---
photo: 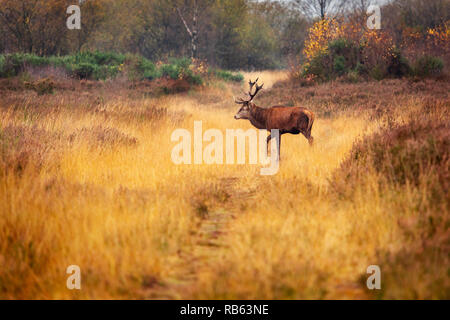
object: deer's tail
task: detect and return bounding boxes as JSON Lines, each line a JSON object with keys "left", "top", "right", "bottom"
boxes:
{"left": 305, "top": 110, "right": 315, "bottom": 136}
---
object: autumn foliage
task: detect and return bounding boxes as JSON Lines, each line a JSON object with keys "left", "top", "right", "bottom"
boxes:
{"left": 297, "top": 16, "right": 447, "bottom": 82}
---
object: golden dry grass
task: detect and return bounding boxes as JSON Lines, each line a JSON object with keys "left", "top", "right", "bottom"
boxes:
{"left": 0, "top": 72, "right": 448, "bottom": 299}
{"left": 240, "top": 70, "right": 288, "bottom": 89}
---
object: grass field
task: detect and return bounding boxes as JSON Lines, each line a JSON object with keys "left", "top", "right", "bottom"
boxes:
{"left": 0, "top": 72, "right": 448, "bottom": 299}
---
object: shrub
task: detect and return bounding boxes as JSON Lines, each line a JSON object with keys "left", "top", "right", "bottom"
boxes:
{"left": 72, "top": 62, "right": 98, "bottom": 79}
{"left": 33, "top": 78, "right": 55, "bottom": 95}
{"left": 160, "top": 63, "right": 180, "bottom": 80}
{"left": 70, "top": 51, "right": 125, "bottom": 66}
{"left": 0, "top": 55, "right": 5, "bottom": 76}
{"left": 0, "top": 54, "right": 25, "bottom": 77}
{"left": 139, "top": 59, "right": 159, "bottom": 80}
{"left": 355, "top": 62, "right": 368, "bottom": 76}
{"left": 369, "top": 65, "right": 385, "bottom": 81}
{"left": 333, "top": 55, "right": 347, "bottom": 75}
{"left": 159, "top": 58, "right": 204, "bottom": 85}
{"left": 90, "top": 51, "right": 125, "bottom": 66}
{"left": 24, "top": 78, "right": 54, "bottom": 95}
{"left": 334, "top": 118, "right": 449, "bottom": 193}
{"left": 387, "top": 48, "right": 411, "bottom": 77}
{"left": 0, "top": 52, "right": 212, "bottom": 86}
{"left": 343, "top": 70, "right": 360, "bottom": 83}
{"left": 93, "top": 65, "right": 120, "bottom": 80}
{"left": 211, "top": 69, "right": 244, "bottom": 82}
{"left": 303, "top": 51, "right": 331, "bottom": 81}
{"left": 413, "top": 55, "right": 444, "bottom": 77}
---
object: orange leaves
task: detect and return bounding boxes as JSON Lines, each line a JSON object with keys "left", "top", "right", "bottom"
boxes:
{"left": 190, "top": 58, "right": 208, "bottom": 77}
{"left": 360, "top": 29, "right": 395, "bottom": 65}
{"left": 303, "top": 18, "right": 396, "bottom": 67}
{"left": 303, "top": 19, "right": 343, "bottom": 62}
{"left": 426, "top": 22, "right": 450, "bottom": 55}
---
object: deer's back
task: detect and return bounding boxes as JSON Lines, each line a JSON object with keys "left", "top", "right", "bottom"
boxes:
{"left": 265, "top": 105, "right": 313, "bottom": 131}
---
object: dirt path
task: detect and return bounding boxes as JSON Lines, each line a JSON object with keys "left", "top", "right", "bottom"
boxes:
{"left": 146, "top": 177, "right": 254, "bottom": 299}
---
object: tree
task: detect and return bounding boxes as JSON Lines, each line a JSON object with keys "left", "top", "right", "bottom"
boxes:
{"left": 293, "top": 0, "right": 349, "bottom": 20}
{"left": 176, "top": 0, "right": 200, "bottom": 59}
{"left": 212, "top": 0, "right": 248, "bottom": 68}
{"left": 69, "top": 0, "right": 107, "bottom": 51}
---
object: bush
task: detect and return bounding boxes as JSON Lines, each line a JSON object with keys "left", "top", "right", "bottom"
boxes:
{"left": 355, "top": 62, "right": 368, "bottom": 76}
{"left": 413, "top": 55, "right": 444, "bottom": 77}
{"left": 0, "top": 54, "right": 23, "bottom": 77}
{"left": 139, "top": 59, "right": 159, "bottom": 80}
{"left": 72, "top": 62, "right": 98, "bottom": 79}
{"left": 93, "top": 65, "right": 120, "bottom": 80}
{"left": 370, "top": 65, "right": 385, "bottom": 81}
{"left": 159, "top": 58, "right": 204, "bottom": 85}
{"left": 333, "top": 55, "right": 347, "bottom": 75}
{"left": 160, "top": 63, "right": 180, "bottom": 80}
{"left": 211, "top": 69, "right": 244, "bottom": 82}
{"left": 0, "top": 52, "right": 227, "bottom": 86}
{"left": 71, "top": 51, "right": 125, "bottom": 66}
{"left": 24, "top": 78, "right": 55, "bottom": 95}
{"left": 343, "top": 70, "right": 360, "bottom": 83}
{"left": 303, "top": 51, "right": 331, "bottom": 81}
{"left": 333, "top": 118, "right": 449, "bottom": 198}
{"left": 387, "top": 48, "right": 411, "bottom": 77}
{"left": 0, "top": 55, "right": 5, "bottom": 76}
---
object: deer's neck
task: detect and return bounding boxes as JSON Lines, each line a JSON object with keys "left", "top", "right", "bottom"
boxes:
{"left": 249, "top": 104, "right": 268, "bottom": 129}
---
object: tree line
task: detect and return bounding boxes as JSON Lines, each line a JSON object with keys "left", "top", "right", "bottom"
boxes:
{"left": 0, "top": 0, "right": 448, "bottom": 70}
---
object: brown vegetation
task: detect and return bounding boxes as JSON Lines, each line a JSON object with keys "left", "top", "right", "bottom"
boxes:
{"left": 0, "top": 71, "right": 448, "bottom": 299}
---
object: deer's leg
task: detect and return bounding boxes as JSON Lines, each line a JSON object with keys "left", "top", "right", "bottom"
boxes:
{"left": 302, "top": 130, "right": 314, "bottom": 146}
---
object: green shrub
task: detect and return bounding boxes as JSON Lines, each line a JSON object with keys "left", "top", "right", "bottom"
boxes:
{"left": 93, "top": 65, "right": 119, "bottom": 80}
{"left": 0, "top": 54, "right": 24, "bottom": 77}
{"left": 72, "top": 62, "right": 98, "bottom": 79}
{"left": 140, "top": 59, "right": 159, "bottom": 80}
{"left": 333, "top": 55, "right": 347, "bottom": 76}
{"left": 328, "top": 38, "right": 355, "bottom": 57}
{"left": 70, "top": 51, "right": 125, "bottom": 66}
{"left": 189, "top": 74, "right": 203, "bottom": 85}
{"left": 90, "top": 51, "right": 125, "bottom": 66}
{"left": 159, "top": 58, "right": 203, "bottom": 85}
{"left": 369, "top": 65, "right": 385, "bottom": 81}
{"left": 160, "top": 64, "right": 179, "bottom": 80}
{"left": 355, "top": 62, "right": 368, "bottom": 76}
{"left": 304, "top": 51, "right": 331, "bottom": 80}
{"left": 387, "top": 48, "right": 411, "bottom": 77}
{"left": 212, "top": 69, "right": 244, "bottom": 82}
{"left": 0, "top": 55, "right": 5, "bottom": 76}
{"left": 413, "top": 55, "right": 444, "bottom": 77}
{"left": 302, "top": 37, "right": 413, "bottom": 82}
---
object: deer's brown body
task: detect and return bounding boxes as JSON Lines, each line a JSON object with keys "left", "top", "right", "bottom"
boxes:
{"left": 234, "top": 79, "right": 315, "bottom": 157}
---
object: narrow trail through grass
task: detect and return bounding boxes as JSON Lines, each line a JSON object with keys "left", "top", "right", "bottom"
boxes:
{"left": 140, "top": 74, "right": 375, "bottom": 299}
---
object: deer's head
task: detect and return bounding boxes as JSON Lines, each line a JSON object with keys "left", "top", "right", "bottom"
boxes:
{"left": 234, "top": 78, "right": 263, "bottom": 120}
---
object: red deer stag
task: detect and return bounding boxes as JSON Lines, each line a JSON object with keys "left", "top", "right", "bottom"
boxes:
{"left": 234, "top": 78, "right": 315, "bottom": 158}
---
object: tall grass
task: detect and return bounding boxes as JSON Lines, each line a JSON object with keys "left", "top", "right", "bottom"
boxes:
{"left": 0, "top": 73, "right": 448, "bottom": 299}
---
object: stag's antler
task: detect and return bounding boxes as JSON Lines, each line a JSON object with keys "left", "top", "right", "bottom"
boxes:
{"left": 235, "top": 78, "right": 264, "bottom": 104}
